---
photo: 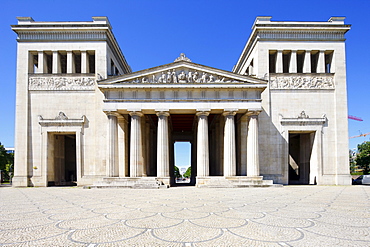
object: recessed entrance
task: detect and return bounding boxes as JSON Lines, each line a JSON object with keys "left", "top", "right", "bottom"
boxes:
{"left": 288, "top": 132, "right": 315, "bottom": 185}
{"left": 48, "top": 134, "right": 77, "bottom": 186}
{"left": 174, "top": 142, "right": 192, "bottom": 185}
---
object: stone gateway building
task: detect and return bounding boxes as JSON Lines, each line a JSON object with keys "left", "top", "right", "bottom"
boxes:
{"left": 11, "top": 16, "right": 352, "bottom": 188}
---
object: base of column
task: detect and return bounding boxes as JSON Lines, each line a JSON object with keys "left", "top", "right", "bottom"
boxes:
{"left": 12, "top": 176, "right": 31, "bottom": 187}
{"left": 196, "top": 176, "right": 282, "bottom": 188}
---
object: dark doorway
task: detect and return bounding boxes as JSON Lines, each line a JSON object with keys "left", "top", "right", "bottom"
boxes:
{"left": 170, "top": 114, "right": 196, "bottom": 186}
{"left": 48, "top": 134, "right": 77, "bottom": 186}
{"left": 288, "top": 132, "right": 314, "bottom": 185}
{"left": 174, "top": 142, "right": 192, "bottom": 185}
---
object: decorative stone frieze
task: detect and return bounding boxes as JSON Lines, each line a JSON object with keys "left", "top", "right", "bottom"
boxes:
{"left": 17, "top": 31, "right": 107, "bottom": 42}
{"left": 269, "top": 74, "right": 334, "bottom": 89}
{"left": 29, "top": 76, "right": 95, "bottom": 90}
{"left": 129, "top": 69, "right": 243, "bottom": 84}
{"left": 259, "top": 30, "right": 346, "bottom": 41}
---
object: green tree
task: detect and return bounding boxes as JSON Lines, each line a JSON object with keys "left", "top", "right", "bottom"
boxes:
{"left": 174, "top": 166, "right": 182, "bottom": 178}
{"left": 0, "top": 142, "right": 13, "bottom": 182}
{"left": 183, "top": 166, "right": 191, "bottom": 178}
{"left": 355, "top": 141, "right": 370, "bottom": 174}
{"left": 349, "top": 149, "right": 357, "bottom": 173}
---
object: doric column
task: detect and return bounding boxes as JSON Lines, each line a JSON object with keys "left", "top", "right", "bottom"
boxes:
{"left": 289, "top": 50, "right": 297, "bottom": 73}
{"left": 276, "top": 50, "right": 283, "bottom": 73}
{"left": 67, "top": 51, "right": 75, "bottom": 73}
{"left": 156, "top": 111, "right": 170, "bottom": 178}
{"left": 52, "top": 51, "right": 61, "bottom": 74}
{"left": 247, "top": 111, "right": 261, "bottom": 177}
{"left": 196, "top": 111, "right": 210, "bottom": 177}
{"left": 81, "top": 50, "right": 88, "bottom": 73}
{"left": 317, "top": 50, "right": 326, "bottom": 73}
{"left": 107, "top": 112, "right": 118, "bottom": 177}
{"left": 129, "top": 111, "right": 144, "bottom": 177}
{"left": 223, "top": 110, "right": 237, "bottom": 177}
{"left": 303, "top": 50, "right": 311, "bottom": 73}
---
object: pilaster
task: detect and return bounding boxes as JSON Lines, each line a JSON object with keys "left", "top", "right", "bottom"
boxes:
{"left": 276, "top": 50, "right": 283, "bottom": 73}
{"left": 303, "top": 50, "right": 311, "bottom": 73}
{"left": 81, "top": 50, "right": 88, "bottom": 73}
{"left": 290, "top": 50, "right": 297, "bottom": 73}
{"left": 52, "top": 51, "right": 61, "bottom": 74}
{"left": 317, "top": 50, "right": 326, "bottom": 73}
{"left": 67, "top": 51, "right": 75, "bottom": 73}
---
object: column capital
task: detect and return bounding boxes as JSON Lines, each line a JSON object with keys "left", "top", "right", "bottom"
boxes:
{"left": 246, "top": 109, "right": 262, "bottom": 117}
{"left": 105, "top": 111, "right": 120, "bottom": 117}
{"left": 129, "top": 111, "right": 144, "bottom": 117}
{"left": 196, "top": 111, "right": 210, "bottom": 117}
{"left": 223, "top": 110, "right": 237, "bottom": 117}
{"left": 156, "top": 111, "right": 170, "bottom": 117}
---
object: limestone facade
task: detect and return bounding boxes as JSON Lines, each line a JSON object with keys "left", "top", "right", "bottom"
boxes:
{"left": 11, "top": 16, "right": 352, "bottom": 187}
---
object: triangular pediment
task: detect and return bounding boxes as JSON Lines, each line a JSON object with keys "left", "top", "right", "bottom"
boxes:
{"left": 98, "top": 61, "right": 266, "bottom": 86}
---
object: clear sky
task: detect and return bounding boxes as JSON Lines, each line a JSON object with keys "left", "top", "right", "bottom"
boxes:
{"left": 1, "top": 0, "right": 369, "bottom": 151}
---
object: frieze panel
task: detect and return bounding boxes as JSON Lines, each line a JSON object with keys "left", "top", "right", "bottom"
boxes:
{"left": 29, "top": 76, "right": 95, "bottom": 91}
{"left": 270, "top": 74, "right": 334, "bottom": 90}
{"left": 129, "top": 69, "right": 242, "bottom": 84}
{"left": 259, "top": 30, "right": 345, "bottom": 41}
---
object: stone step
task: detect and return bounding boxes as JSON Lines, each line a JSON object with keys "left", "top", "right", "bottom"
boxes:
{"left": 197, "top": 177, "right": 282, "bottom": 188}
{"left": 84, "top": 177, "right": 168, "bottom": 189}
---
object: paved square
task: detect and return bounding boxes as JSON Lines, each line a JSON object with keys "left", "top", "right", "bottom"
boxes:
{"left": 0, "top": 186, "right": 369, "bottom": 246}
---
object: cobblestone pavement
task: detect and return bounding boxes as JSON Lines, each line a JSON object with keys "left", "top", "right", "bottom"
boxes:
{"left": 0, "top": 186, "right": 369, "bottom": 246}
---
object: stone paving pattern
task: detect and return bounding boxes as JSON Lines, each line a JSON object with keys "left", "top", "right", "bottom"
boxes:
{"left": 0, "top": 186, "right": 369, "bottom": 246}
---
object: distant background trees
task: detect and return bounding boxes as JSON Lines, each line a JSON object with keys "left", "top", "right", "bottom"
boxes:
{"left": 0, "top": 142, "right": 13, "bottom": 182}
{"left": 355, "top": 141, "right": 370, "bottom": 174}
{"left": 183, "top": 167, "right": 191, "bottom": 178}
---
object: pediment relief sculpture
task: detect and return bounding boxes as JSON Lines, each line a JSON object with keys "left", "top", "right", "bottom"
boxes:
{"left": 128, "top": 69, "right": 243, "bottom": 84}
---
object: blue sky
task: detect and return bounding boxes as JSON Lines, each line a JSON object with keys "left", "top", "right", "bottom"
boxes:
{"left": 1, "top": 0, "right": 369, "bottom": 152}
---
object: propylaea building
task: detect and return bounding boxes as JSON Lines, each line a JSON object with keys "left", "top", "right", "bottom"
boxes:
{"left": 11, "top": 16, "right": 352, "bottom": 187}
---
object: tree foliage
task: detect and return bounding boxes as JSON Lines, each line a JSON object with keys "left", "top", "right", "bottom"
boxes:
{"left": 183, "top": 166, "right": 191, "bottom": 178}
{"left": 355, "top": 141, "right": 370, "bottom": 174}
{"left": 174, "top": 166, "right": 182, "bottom": 178}
{"left": 0, "top": 142, "right": 14, "bottom": 182}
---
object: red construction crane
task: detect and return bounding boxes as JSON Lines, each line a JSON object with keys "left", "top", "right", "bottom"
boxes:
{"left": 348, "top": 115, "right": 363, "bottom": 121}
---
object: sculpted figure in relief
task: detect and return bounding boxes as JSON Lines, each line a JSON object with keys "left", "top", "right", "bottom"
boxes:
{"left": 178, "top": 71, "right": 186, "bottom": 83}
{"left": 172, "top": 69, "right": 178, "bottom": 83}
{"left": 187, "top": 71, "right": 193, "bottom": 83}
{"left": 192, "top": 71, "right": 198, "bottom": 83}
{"left": 201, "top": 72, "right": 207, "bottom": 83}
{"left": 166, "top": 71, "right": 172, "bottom": 83}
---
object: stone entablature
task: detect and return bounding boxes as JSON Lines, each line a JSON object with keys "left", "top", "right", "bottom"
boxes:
{"left": 269, "top": 73, "right": 334, "bottom": 90}
{"left": 29, "top": 74, "right": 96, "bottom": 91}
{"left": 16, "top": 31, "right": 108, "bottom": 42}
{"left": 258, "top": 30, "right": 347, "bottom": 41}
